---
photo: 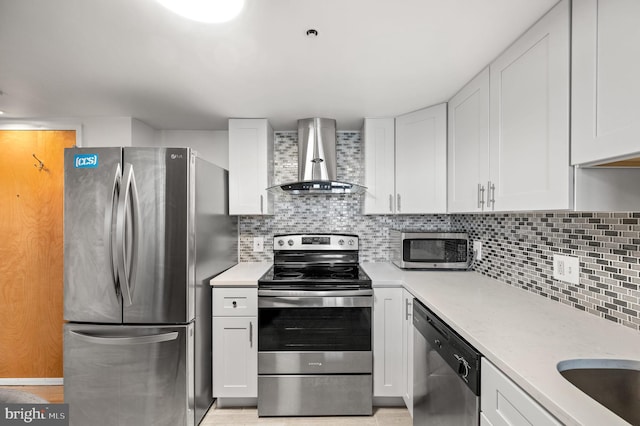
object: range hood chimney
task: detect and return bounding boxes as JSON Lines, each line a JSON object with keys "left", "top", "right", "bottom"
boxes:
{"left": 269, "top": 118, "right": 366, "bottom": 194}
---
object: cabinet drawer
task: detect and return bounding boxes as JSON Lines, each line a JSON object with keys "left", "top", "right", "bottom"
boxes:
{"left": 212, "top": 287, "right": 257, "bottom": 316}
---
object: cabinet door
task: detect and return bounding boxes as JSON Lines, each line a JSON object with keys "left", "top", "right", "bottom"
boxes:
{"left": 489, "top": 0, "right": 571, "bottom": 211}
{"left": 395, "top": 104, "right": 447, "bottom": 214}
{"left": 228, "top": 119, "right": 273, "bottom": 215}
{"left": 481, "top": 359, "right": 561, "bottom": 426}
{"left": 448, "top": 68, "right": 490, "bottom": 213}
{"left": 212, "top": 316, "right": 257, "bottom": 398}
{"left": 572, "top": 0, "right": 640, "bottom": 165}
{"left": 401, "top": 290, "right": 414, "bottom": 416}
{"left": 362, "top": 118, "right": 396, "bottom": 214}
{"left": 373, "top": 287, "right": 403, "bottom": 397}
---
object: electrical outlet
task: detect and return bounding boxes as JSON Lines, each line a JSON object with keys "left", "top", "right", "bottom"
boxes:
{"left": 473, "top": 241, "right": 482, "bottom": 261}
{"left": 553, "top": 254, "right": 579, "bottom": 284}
{"left": 253, "top": 237, "right": 264, "bottom": 252}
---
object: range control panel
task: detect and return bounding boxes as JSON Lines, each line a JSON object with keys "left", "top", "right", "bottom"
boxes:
{"left": 273, "top": 234, "right": 359, "bottom": 251}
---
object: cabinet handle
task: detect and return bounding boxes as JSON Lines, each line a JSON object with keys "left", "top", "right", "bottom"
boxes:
{"left": 249, "top": 321, "right": 253, "bottom": 347}
{"left": 232, "top": 300, "right": 237, "bottom": 308}
{"left": 389, "top": 194, "right": 393, "bottom": 213}
{"left": 397, "top": 194, "right": 401, "bottom": 213}
{"left": 477, "top": 184, "right": 485, "bottom": 210}
{"left": 260, "top": 195, "right": 264, "bottom": 214}
{"left": 487, "top": 181, "right": 496, "bottom": 210}
{"left": 405, "top": 298, "right": 412, "bottom": 321}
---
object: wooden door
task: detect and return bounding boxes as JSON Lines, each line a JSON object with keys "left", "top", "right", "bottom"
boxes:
{"left": 0, "top": 130, "right": 76, "bottom": 379}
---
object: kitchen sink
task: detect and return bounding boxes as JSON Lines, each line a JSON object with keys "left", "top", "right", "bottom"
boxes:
{"left": 557, "top": 359, "right": 640, "bottom": 425}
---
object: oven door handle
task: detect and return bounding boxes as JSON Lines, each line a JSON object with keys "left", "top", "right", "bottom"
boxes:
{"left": 258, "top": 293, "right": 373, "bottom": 308}
{"left": 258, "top": 289, "right": 373, "bottom": 297}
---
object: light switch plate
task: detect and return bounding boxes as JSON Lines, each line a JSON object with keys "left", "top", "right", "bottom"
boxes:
{"left": 553, "top": 254, "right": 579, "bottom": 285}
{"left": 253, "top": 237, "right": 264, "bottom": 252}
{"left": 473, "top": 241, "right": 482, "bottom": 260}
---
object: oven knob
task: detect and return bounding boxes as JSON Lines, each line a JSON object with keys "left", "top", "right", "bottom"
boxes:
{"left": 287, "top": 239, "right": 294, "bottom": 246}
{"left": 338, "top": 239, "right": 345, "bottom": 245}
{"left": 277, "top": 239, "right": 285, "bottom": 246}
{"left": 348, "top": 239, "right": 355, "bottom": 246}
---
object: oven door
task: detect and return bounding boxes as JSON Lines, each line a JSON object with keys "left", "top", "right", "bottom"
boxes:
{"left": 257, "top": 290, "right": 373, "bottom": 417}
{"left": 258, "top": 290, "right": 372, "bottom": 356}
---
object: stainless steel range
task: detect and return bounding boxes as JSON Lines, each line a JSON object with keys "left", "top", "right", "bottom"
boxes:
{"left": 257, "top": 234, "right": 373, "bottom": 417}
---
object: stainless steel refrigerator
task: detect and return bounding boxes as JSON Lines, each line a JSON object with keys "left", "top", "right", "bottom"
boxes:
{"left": 63, "top": 147, "right": 237, "bottom": 426}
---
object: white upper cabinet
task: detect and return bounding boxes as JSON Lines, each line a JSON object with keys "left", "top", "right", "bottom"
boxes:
{"left": 488, "top": 0, "right": 571, "bottom": 211}
{"left": 448, "top": 67, "right": 490, "bottom": 213}
{"left": 363, "top": 105, "right": 446, "bottom": 215}
{"left": 572, "top": 0, "right": 640, "bottom": 165}
{"left": 362, "top": 118, "right": 396, "bottom": 214}
{"left": 228, "top": 119, "right": 274, "bottom": 215}
{"left": 395, "top": 104, "right": 447, "bottom": 214}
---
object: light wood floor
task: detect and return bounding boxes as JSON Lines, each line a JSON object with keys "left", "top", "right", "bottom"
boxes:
{"left": 0, "top": 385, "right": 64, "bottom": 403}
{"left": 0, "top": 386, "right": 411, "bottom": 425}
{"left": 202, "top": 403, "right": 412, "bottom": 426}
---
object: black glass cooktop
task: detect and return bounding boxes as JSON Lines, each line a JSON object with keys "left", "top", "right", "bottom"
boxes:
{"left": 258, "top": 264, "right": 372, "bottom": 289}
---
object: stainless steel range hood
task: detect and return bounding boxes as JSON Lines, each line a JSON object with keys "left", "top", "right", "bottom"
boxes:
{"left": 268, "top": 118, "right": 366, "bottom": 195}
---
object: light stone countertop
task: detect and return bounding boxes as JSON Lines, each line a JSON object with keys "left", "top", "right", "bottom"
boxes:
{"left": 209, "top": 262, "right": 271, "bottom": 286}
{"left": 362, "top": 262, "right": 640, "bottom": 426}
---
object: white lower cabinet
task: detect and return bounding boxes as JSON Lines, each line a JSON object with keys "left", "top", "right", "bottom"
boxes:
{"left": 212, "top": 287, "right": 257, "bottom": 398}
{"left": 481, "top": 412, "right": 494, "bottom": 426}
{"left": 481, "top": 359, "right": 560, "bottom": 426}
{"left": 373, "top": 287, "right": 403, "bottom": 397}
{"left": 401, "top": 290, "right": 414, "bottom": 416}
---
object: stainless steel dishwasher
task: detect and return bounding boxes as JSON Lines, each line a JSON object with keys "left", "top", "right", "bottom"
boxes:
{"left": 413, "top": 299, "right": 481, "bottom": 425}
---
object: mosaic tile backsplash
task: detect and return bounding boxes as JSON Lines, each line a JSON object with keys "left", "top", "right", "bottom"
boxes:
{"left": 239, "top": 131, "right": 640, "bottom": 332}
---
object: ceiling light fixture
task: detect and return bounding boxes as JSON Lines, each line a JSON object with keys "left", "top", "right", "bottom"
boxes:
{"left": 156, "top": 0, "right": 245, "bottom": 23}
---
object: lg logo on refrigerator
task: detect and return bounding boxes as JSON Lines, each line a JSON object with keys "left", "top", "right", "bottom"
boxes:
{"left": 74, "top": 154, "right": 98, "bottom": 168}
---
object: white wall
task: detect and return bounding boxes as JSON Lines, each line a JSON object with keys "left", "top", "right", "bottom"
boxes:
{"left": 0, "top": 117, "right": 230, "bottom": 169}
{"left": 0, "top": 116, "right": 138, "bottom": 148}
{"left": 154, "top": 130, "right": 229, "bottom": 169}
{"left": 131, "top": 118, "right": 156, "bottom": 147}
{"left": 81, "top": 117, "right": 135, "bottom": 147}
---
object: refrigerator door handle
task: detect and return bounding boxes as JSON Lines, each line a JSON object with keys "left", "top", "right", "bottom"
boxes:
{"left": 116, "top": 163, "right": 141, "bottom": 306}
{"left": 69, "top": 330, "right": 179, "bottom": 345}
{"left": 128, "top": 164, "right": 141, "bottom": 302}
{"left": 104, "top": 162, "right": 122, "bottom": 299}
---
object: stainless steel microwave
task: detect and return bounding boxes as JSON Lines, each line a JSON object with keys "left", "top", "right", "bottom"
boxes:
{"left": 391, "top": 231, "right": 469, "bottom": 270}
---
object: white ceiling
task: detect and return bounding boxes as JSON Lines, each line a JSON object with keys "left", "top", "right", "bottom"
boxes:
{"left": 0, "top": 0, "right": 558, "bottom": 131}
